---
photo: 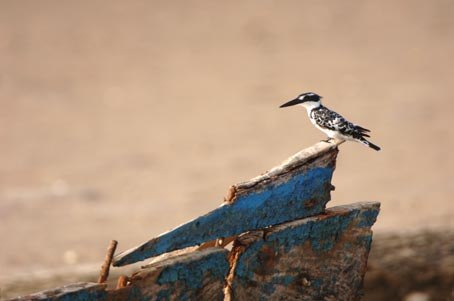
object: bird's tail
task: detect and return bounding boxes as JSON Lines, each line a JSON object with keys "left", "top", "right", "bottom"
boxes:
{"left": 358, "top": 138, "right": 381, "bottom": 151}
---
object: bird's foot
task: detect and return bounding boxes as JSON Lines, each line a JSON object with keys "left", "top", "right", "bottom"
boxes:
{"left": 320, "top": 138, "right": 334, "bottom": 143}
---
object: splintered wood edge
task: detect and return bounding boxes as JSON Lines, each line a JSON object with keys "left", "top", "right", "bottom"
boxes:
{"left": 133, "top": 247, "right": 228, "bottom": 279}
{"left": 9, "top": 282, "right": 107, "bottom": 300}
{"left": 141, "top": 246, "right": 200, "bottom": 268}
{"left": 269, "top": 201, "right": 380, "bottom": 234}
{"left": 236, "top": 201, "right": 380, "bottom": 246}
{"left": 233, "top": 141, "right": 342, "bottom": 192}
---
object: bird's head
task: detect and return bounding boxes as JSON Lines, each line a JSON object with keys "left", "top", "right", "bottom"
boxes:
{"left": 279, "top": 92, "right": 322, "bottom": 108}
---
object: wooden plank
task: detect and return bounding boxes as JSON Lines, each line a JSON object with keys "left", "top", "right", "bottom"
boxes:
{"left": 113, "top": 141, "right": 341, "bottom": 266}
{"left": 226, "top": 202, "right": 380, "bottom": 301}
{"left": 8, "top": 282, "right": 107, "bottom": 301}
{"left": 106, "top": 247, "right": 229, "bottom": 301}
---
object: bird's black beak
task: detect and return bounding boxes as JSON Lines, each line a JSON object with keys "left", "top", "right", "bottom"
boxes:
{"left": 279, "top": 98, "right": 303, "bottom": 108}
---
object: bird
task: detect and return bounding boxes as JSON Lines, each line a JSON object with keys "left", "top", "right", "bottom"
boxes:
{"left": 279, "top": 92, "right": 381, "bottom": 151}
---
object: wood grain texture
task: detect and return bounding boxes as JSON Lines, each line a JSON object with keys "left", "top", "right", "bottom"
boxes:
{"left": 8, "top": 202, "right": 380, "bottom": 301}
{"left": 227, "top": 202, "right": 380, "bottom": 301}
{"left": 106, "top": 247, "right": 229, "bottom": 301}
{"left": 7, "top": 282, "right": 107, "bottom": 301}
{"left": 113, "top": 141, "right": 341, "bottom": 267}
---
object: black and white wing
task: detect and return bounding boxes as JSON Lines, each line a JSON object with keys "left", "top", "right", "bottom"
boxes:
{"left": 310, "top": 106, "right": 371, "bottom": 139}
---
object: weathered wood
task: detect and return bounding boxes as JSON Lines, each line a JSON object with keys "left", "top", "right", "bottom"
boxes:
{"left": 227, "top": 202, "right": 380, "bottom": 301}
{"left": 106, "top": 247, "right": 230, "bottom": 301}
{"left": 8, "top": 282, "right": 107, "bottom": 301}
{"left": 113, "top": 141, "right": 341, "bottom": 266}
{"left": 7, "top": 202, "right": 380, "bottom": 301}
{"left": 98, "top": 240, "right": 118, "bottom": 283}
{"left": 7, "top": 141, "right": 386, "bottom": 301}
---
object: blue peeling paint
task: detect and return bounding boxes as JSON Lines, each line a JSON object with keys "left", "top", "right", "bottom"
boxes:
{"left": 156, "top": 289, "right": 171, "bottom": 301}
{"left": 121, "top": 250, "right": 229, "bottom": 300}
{"left": 52, "top": 288, "right": 107, "bottom": 301}
{"left": 358, "top": 208, "right": 379, "bottom": 228}
{"left": 156, "top": 249, "right": 229, "bottom": 291}
{"left": 356, "top": 234, "right": 373, "bottom": 250}
{"left": 126, "top": 286, "right": 144, "bottom": 301}
{"left": 311, "top": 278, "right": 323, "bottom": 290}
{"left": 116, "top": 166, "right": 335, "bottom": 265}
{"left": 234, "top": 206, "right": 379, "bottom": 287}
{"left": 263, "top": 281, "right": 277, "bottom": 295}
{"left": 272, "top": 274, "right": 295, "bottom": 286}
{"left": 309, "top": 214, "right": 356, "bottom": 252}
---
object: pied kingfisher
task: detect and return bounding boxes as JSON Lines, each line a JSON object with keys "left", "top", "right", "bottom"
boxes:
{"left": 280, "top": 92, "right": 381, "bottom": 151}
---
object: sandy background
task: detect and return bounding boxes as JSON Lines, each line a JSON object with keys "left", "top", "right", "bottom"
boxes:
{"left": 0, "top": 0, "right": 453, "bottom": 296}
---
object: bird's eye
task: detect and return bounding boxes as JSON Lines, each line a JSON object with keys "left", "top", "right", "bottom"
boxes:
{"left": 298, "top": 95, "right": 305, "bottom": 100}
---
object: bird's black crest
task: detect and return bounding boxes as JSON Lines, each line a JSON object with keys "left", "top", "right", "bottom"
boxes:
{"left": 300, "top": 92, "right": 322, "bottom": 102}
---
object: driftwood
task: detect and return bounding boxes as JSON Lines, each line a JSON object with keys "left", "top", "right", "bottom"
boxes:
{"left": 113, "top": 141, "right": 341, "bottom": 266}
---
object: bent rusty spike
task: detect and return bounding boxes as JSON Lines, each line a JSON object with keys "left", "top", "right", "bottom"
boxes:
{"left": 113, "top": 141, "right": 342, "bottom": 267}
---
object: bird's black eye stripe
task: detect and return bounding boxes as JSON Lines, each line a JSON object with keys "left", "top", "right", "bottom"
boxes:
{"left": 305, "top": 94, "right": 318, "bottom": 102}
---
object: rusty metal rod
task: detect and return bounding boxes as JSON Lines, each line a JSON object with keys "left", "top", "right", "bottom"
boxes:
{"left": 98, "top": 240, "right": 118, "bottom": 283}
{"left": 116, "top": 275, "right": 129, "bottom": 289}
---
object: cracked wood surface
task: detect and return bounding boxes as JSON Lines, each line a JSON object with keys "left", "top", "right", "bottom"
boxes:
{"left": 8, "top": 202, "right": 379, "bottom": 301}
{"left": 107, "top": 248, "right": 229, "bottom": 301}
{"left": 8, "top": 249, "right": 229, "bottom": 301}
{"left": 113, "top": 141, "right": 341, "bottom": 267}
{"left": 226, "top": 202, "right": 380, "bottom": 301}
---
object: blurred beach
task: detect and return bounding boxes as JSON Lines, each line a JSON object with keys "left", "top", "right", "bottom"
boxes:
{"left": 0, "top": 0, "right": 453, "bottom": 298}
